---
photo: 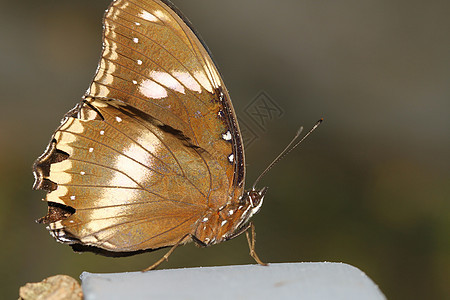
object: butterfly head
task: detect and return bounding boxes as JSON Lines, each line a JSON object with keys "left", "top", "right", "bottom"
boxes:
{"left": 241, "top": 186, "right": 268, "bottom": 221}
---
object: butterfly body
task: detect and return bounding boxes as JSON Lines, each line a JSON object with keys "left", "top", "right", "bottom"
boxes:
{"left": 194, "top": 188, "right": 266, "bottom": 246}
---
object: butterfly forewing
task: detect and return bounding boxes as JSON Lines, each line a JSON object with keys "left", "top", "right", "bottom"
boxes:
{"left": 88, "top": 0, "right": 245, "bottom": 196}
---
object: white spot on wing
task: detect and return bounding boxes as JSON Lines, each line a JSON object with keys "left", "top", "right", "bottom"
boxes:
{"left": 221, "top": 220, "right": 227, "bottom": 226}
{"left": 89, "top": 148, "right": 94, "bottom": 153}
{"left": 115, "top": 116, "right": 122, "bottom": 123}
{"left": 100, "top": 130, "right": 105, "bottom": 135}
{"left": 133, "top": 37, "right": 139, "bottom": 43}
{"left": 154, "top": 10, "right": 169, "bottom": 21}
{"left": 112, "top": 143, "right": 155, "bottom": 187}
{"left": 137, "top": 59, "right": 143, "bottom": 65}
{"left": 132, "top": 80, "right": 138, "bottom": 85}
{"left": 150, "top": 71, "right": 185, "bottom": 94}
{"left": 173, "top": 71, "right": 201, "bottom": 93}
{"left": 139, "top": 11, "right": 158, "bottom": 22}
{"left": 80, "top": 171, "right": 86, "bottom": 175}
{"left": 70, "top": 196, "right": 76, "bottom": 201}
{"left": 228, "top": 154, "right": 234, "bottom": 163}
{"left": 194, "top": 71, "right": 213, "bottom": 93}
{"left": 222, "top": 131, "right": 232, "bottom": 141}
{"left": 139, "top": 79, "right": 168, "bottom": 99}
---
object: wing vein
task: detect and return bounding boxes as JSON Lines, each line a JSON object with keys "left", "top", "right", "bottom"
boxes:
{"left": 99, "top": 104, "right": 211, "bottom": 201}
{"left": 59, "top": 129, "right": 166, "bottom": 176}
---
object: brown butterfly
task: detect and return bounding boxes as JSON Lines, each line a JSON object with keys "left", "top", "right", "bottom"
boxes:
{"left": 33, "top": 0, "right": 321, "bottom": 270}
{"left": 33, "top": 0, "right": 269, "bottom": 270}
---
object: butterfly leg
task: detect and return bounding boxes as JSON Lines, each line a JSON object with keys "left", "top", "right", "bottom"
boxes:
{"left": 246, "top": 223, "right": 268, "bottom": 266}
{"left": 142, "top": 234, "right": 191, "bottom": 272}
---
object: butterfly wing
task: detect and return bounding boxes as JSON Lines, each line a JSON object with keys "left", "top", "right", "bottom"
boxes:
{"left": 34, "top": 0, "right": 245, "bottom": 252}
{"left": 88, "top": 0, "right": 245, "bottom": 199}
{"left": 35, "top": 98, "right": 230, "bottom": 251}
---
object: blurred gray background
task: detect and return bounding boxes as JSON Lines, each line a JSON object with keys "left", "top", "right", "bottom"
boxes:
{"left": 1, "top": 0, "right": 449, "bottom": 299}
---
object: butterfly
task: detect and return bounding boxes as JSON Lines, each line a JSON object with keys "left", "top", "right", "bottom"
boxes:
{"left": 33, "top": 0, "right": 322, "bottom": 270}
{"left": 33, "top": 0, "right": 268, "bottom": 270}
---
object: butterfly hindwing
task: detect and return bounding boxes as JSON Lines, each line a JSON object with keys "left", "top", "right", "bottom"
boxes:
{"left": 35, "top": 97, "right": 232, "bottom": 251}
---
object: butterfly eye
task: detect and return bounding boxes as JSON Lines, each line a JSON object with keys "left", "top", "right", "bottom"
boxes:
{"left": 249, "top": 187, "right": 267, "bottom": 209}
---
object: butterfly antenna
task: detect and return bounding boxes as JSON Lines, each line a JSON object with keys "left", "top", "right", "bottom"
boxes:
{"left": 252, "top": 118, "right": 323, "bottom": 190}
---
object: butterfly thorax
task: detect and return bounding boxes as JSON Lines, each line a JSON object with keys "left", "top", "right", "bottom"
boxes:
{"left": 194, "top": 188, "right": 267, "bottom": 246}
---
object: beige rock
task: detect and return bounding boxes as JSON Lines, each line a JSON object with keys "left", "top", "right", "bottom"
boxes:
{"left": 19, "top": 275, "right": 83, "bottom": 300}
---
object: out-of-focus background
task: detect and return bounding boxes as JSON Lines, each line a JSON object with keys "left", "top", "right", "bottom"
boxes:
{"left": 1, "top": 0, "right": 449, "bottom": 299}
